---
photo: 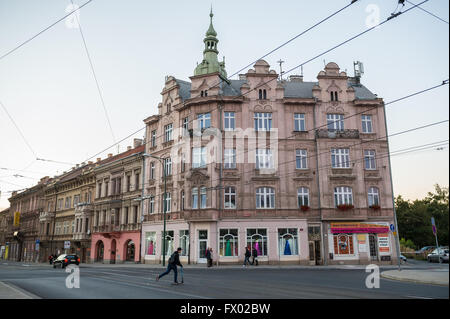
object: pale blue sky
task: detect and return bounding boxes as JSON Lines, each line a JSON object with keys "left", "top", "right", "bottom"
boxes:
{"left": 0, "top": 0, "right": 448, "bottom": 209}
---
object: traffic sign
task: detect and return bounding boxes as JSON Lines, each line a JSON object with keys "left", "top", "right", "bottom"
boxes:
{"left": 390, "top": 224, "right": 395, "bottom": 232}
{"left": 64, "top": 241, "right": 71, "bottom": 249}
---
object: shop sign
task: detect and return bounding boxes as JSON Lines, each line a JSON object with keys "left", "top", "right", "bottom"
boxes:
{"left": 331, "top": 222, "right": 389, "bottom": 234}
{"left": 357, "top": 234, "right": 367, "bottom": 252}
{"left": 13, "top": 212, "right": 20, "bottom": 227}
{"left": 377, "top": 234, "right": 390, "bottom": 253}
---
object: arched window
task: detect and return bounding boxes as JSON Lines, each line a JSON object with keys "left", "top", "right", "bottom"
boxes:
{"left": 180, "top": 190, "right": 185, "bottom": 211}
{"left": 191, "top": 187, "right": 198, "bottom": 209}
{"left": 334, "top": 91, "right": 338, "bottom": 101}
{"left": 368, "top": 187, "right": 380, "bottom": 207}
{"left": 258, "top": 89, "right": 263, "bottom": 100}
{"left": 330, "top": 91, "right": 334, "bottom": 101}
{"left": 263, "top": 89, "right": 267, "bottom": 100}
{"left": 200, "top": 187, "right": 207, "bottom": 208}
{"left": 256, "top": 187, "right": 275, "bottom": 209}
{"left": 278, "top": 228, "right": 299, "bottom": 255}
{"left": 297, "top": 187, "right": 309, "bottom": 207}
{"left": 219, "top": 229, "right": 239, "bottom": 257}
{"left": 204, "top": 90, "right": 208, "bottom": 97}
{"left": 200, "top": 90, "right": 204, "bottom": 97}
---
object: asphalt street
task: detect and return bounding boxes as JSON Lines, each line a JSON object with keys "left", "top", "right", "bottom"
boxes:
{"left": 0, "top": 261, "right": 448, "bottom": 299}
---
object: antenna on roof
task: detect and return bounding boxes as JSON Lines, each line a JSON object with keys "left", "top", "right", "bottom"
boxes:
{"left": 353, "top": 61, "right": 364, "bottom": 84}
{"left": 301, "top": 65, "right": 304, "bottom": 76}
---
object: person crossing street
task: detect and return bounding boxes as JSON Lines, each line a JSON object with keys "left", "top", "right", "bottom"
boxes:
{"left": 156, "top": 247, "right": 183, "bottom": 285}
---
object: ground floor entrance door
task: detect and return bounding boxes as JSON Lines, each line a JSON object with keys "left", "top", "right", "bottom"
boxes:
{"left": 198, "top": 230, "right": 208, "bottom": 263}
{"left": 369, "top": 234, "right": 378, "bottom": 261}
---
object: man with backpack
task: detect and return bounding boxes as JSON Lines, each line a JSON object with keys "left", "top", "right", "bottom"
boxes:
{"left": 156, "top": 247, "right": 183, "bottom": 285}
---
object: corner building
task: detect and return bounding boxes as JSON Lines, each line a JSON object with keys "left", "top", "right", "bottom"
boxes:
{"left": 140, "top": 11, "right": 398, "bottom": 265}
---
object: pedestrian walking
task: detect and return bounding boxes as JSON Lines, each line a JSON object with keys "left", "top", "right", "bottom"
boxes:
{"left": 251, "top": 247, "right": 258, "bottom": 266}
{"left": 243, "top": 246, "right": 251, "bottom": 267}
{"left": 156, "top": 247, "right": 183, "bottom": 285}
{"left": 206, "top": 247, "right": 212, "bottom": 267}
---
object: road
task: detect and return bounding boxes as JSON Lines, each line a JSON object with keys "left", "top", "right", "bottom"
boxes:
{"left": 0, "top": 261, "right": 447, "bottom": 299}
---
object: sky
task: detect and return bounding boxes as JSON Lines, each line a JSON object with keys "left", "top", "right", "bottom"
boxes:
{"left": 0, "top": 0, "right": 448, "bottom": 209}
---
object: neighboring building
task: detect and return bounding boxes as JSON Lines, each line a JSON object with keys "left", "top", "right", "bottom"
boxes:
{"left": 6, "top": 177, "right": 49, "bottom": 262}
{"left": 0, "top": 208, "right": 10, "bottom": 259}
{"left": 90, "top": 141, "right": 145, "bottom": 264}
{"left": 39, "top": 163, "right": 96, "bottom": 262}
{"left": 140, "top": 10, "right": 398, "bottom": 265}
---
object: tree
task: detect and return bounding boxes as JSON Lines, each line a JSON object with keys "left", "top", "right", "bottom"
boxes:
{"left": 396, "top": 184, "right": 449, "bottom": 249}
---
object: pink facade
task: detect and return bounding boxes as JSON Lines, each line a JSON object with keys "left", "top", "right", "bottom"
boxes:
{"left": 91, "top": 231, "right": 141, "bottom": 264}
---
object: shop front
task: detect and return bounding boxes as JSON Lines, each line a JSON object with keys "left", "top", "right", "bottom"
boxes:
{"left": 327, "top": 222, "right": 396, "bottom": 265}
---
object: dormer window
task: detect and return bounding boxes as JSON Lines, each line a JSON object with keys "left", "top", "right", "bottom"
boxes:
{"left": 200, "top": 90, "right": 208, "bottom": 97}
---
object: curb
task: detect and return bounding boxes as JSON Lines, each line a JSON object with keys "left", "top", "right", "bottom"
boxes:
{"left": 381, "top": 273, "right": 449, "bottom": 287}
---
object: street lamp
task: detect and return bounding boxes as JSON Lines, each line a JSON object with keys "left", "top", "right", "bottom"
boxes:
{"left": 142, "top": 153, "right": 167, "bottom": 267}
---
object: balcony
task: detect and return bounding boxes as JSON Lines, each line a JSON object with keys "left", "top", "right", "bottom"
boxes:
{"left": 39, "top": 211, "right": 55, "bottom": 222}
{"left": 220, "top": 209, "right": 319, "bottom": 219}
{"left": 316, "top": 129, "right": 360, "bottom": 139}
{"left": 184, "top": 210, "right": 219, "bottom": 221}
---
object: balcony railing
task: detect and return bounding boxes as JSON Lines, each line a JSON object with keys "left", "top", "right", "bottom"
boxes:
{"left": 316, "top": 129, "right": 360, "bottom": 139}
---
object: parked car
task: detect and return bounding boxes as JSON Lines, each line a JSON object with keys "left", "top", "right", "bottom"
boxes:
{"left": 427, "top": 248, "right": 449, "bottom": 263}
{"left": 52, "top": 254, "right": 80, "bottom": 268}
{"left": 400, "top": 255, "right": 407, "bottom": 262}
{"left": 416, "top": 246, "right": 436, "bottom": 254}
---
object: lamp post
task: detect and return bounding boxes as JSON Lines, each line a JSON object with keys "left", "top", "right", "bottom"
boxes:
{"left": 143, "top": 153, "right": 167, "bottom": 267}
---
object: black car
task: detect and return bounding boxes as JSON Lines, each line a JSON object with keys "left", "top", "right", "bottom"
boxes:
{"left": 52, "top": 254, "right": 80, "bottom": 268}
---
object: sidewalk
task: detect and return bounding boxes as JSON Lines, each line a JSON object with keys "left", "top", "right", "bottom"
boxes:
{"left": 0, "top": 281, "right": 39, "bottom": 299}
{"left": 381, "top": 269, "right": 449, "bottom": 286}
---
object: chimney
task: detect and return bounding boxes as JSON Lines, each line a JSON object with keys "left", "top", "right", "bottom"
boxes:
{"left": 127, "top": 146, "right": 132, "bottom": 151}
{"left": 88, "top": 161, "right": 93, "bottom": 164}
{"left": 96, "top": 158, "right": 101, "bottom": 162}
{"left": 133, "top": 138, "right": 143, "bottom": 148}
{"left": 289, "top": 75, "right": 303, "bottom": 82}
{"left": 108, "top": 153, "right": 113, "bottom": 158}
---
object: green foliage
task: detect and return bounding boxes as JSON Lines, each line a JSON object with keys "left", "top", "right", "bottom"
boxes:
{"left": 396, "top": 184, "right": 449, "bottom": 248}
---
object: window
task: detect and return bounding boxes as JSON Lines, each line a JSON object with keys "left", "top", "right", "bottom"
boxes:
{"left": 163, "top": 192, "right": 171, "bottom": 213}
{"left": 297, "top": 187, "right": 310, "bottom": 207}
{"left": 161, "top": 230, "right": 174, "bottom": 256}
{"left": 150, "top": 162, "right": 155, "bottom": 179}
{"left": 192, "top": 147, "right": 207, "bottom": 168}
{"left": 294, "top": 113, "right": 306, "bottom": 131}
{"left": 58, "top": 199, "right": 63, "bottom": 210}
{"left": 124, "top": 207, "right": 129, "bottom": 224}
{"left": 256, "top": 149, "right": 274, "bottom": 169}
{"left": 198, "top": 113, "right": 211, "bottom": 130}
{"left": 278, "top": 228, "right": 299, "bottom": 255}
{"left": 180, "top": 191, "right": 185, "bottom": 210}
{"left": 64, "top": 197, "right": 71, "bottom": 209}
{"left": 200, "top": 187, "right": 207, "bottom": 209}
{"left": 224, "top": 186, "right": 236, "bottom": 209}
{"left": 73, "top": 195, "right": 80, "bottom": 207}
{"left": 181, "top": 153, "right": 186, "bottom": 173}
{"left": 224, "top": 112, "right": 235, "bottom": 130}
{"left": 164, "top": 124, "right": 173, "bottom": 142}
{"left": 254, "top": 112, "right": 272, "bottom": 131}
{"left": 151, "top": 130, "right": 157, "bottom": 147}
{"left": 246, "top": 229, "right": 268, "bottom": 256}
{"left": 164, "top": 157, "right": 172, "bottom": 176}
{"left": 327, "top": 114, "right": 344, "bottom": 131}
{"left": 331, "top": 148, "right": 350, "bottom": 168}
{"left": 72, "top": 220, "right": 75, "bottom": 233}
{"left": 258, "top": 89, "right": 267, "bottom": 100}
{"left": 179, "top": 230, "right": 189, "bottom": 256}
{"left": 126, "top": 175, "right": 131, "bottom": 192}
{"left": 135, "top": 173, "right": 140, "bottom": 190}
{"left": 334, "top": 186, "right": 353, "bottom": 206}
{"left": 330, "top": 91, "right": 338, "bottom": 101}
{"left": 295, "top": 149, "right": 308, "bottom": 169}
{"left": 334, "top": 234, "right": 354, "bottom": 255}
{"left": 149, "top": 196, "right": 155, "bottom": 214}
{"left": 105, "top": 181, "right": 109, "bottom": 196}
{"left": 256, "top": 187, "right": 275, "bottom": 209}
{"left": 368, "top": 187, "right": 380, "bottom": 207}
{"left": 183, "top": 117, "right": 189, "bottom": 131}
{"left": 364, "top": 150, "right": 376, "bottom": 170}
{"left": 116, "top": 177, "right": 121, "bottom": 194}
{"left": 362, "top": 115, "right": 373, "bottom": 133}
{"left": 192, "top": 188, "right": 198, "bottom": 209}
{"left": 219, "top": 229, "right": 238, "bottom": 257}
{"left": 133, "top": 206, "right": 138, "bottom": 223}
{"left": 224, "top": 148, "right": 236, "bottom": 169}
{"left": 145, "top": 232, "right": 156, "bottom": 255}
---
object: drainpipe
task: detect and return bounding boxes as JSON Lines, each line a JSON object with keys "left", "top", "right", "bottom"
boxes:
{"left": 139, "top": 150, "right": 146, "bottom": 264}
{"left": 313, "top": 100, "right": 326, "bottom": 266}
{"left": 50, "top": 184, "right": 58, "bottom": 257}
{"left": 218, "top": 99, "right": 223, "bottom": 266}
